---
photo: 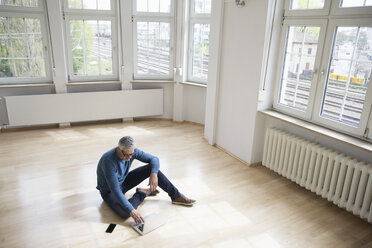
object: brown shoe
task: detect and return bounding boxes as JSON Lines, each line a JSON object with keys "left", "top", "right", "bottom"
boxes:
{"left": 172, "top": 195, "right": 196, "bottom": 206}
{"left": 136, "top": 187, "right": 160, "bottom": 196}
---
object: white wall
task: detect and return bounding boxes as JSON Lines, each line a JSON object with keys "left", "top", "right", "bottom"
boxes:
{"left": 183, "top": 85, "right": 206, "bottom": 124}
{"left": 215, "top": 0, "right": 268, "bottom": 163}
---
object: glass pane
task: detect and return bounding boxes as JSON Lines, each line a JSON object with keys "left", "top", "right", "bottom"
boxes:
{"left": 0, "top": 16, "right": 46, "bottom": 79}
{"left": 0, "top": 59, "right": 13, "bottom": 77}
{"left": 12, "top": 38, "right": 28, "bottom": 57}
{"left": 136, "top": 21, "right": 170, "bottom": 76}
{"left": 87, "top": 57, "right": 99, "bottom": 75}
{"left": 83, "top": 0, "right": 97, "bottom": 9}
{"left": 149, "top": 0, "right": 159, "bottom": 12}
{"left": 85, "top": 20, "right": 98, "bottom": 40}
{"left": 29, "top": 38, "right": 43, "bottom": 58}
{"left": 321, "top": 26, "right": 372, "bottom": 127}
{"left": 25, "top": 18, "right": 41, "bottom": 34}
{"left": 71, "top": 38, "right": 83, "bottom": 57}
{"left": 68, "top": 0, "right": 111, "bottom": 10}
{"left": 70, "top": 20, "right": 84, "bottom": 38}
{"left": 356, "top": 27, "right": 372, "bottom": 61}
{"left": 159, "top": 0, "right": 171, "bottom": 12}
{"left": 1, "top": 0, "right": 38, "bottom": 7}
{"left": 30, "top": 59, "right": 45, "bottom": 77}
{"left": 85, "top": 38, "right": 97, "bottom": 57}
{"left": 0, "top": 38, "right": 11, "bottom": 58}
{"left": 101, "top": 56, "right": 112, "bottom": 75}
{"left": 341, "top": 0, "right": 372, "bottom": 7}
{"left": 98, "top": 21, "right": 111, "bottom": 38}
{"left": 73, "top": 58, "right": 84, "bottom": 75}
{"left": 0, "top": 17, "right": 7, "bottom": 36}
{"left": 137, "top": 0, "right": 147, "bottom": 12}
{"left": 14, "top": 59, "right": 30, "bottom": 77}
{"left": 332, "top": 27, "right": 357, "bottom": 60}
{"left": 136, "top": 0, "right": 171, "bottom": 13}
{"left": 191, "top": 23, "right": 210, "bottom": 80}
{"left": 290, "top": 0, "right": 324, "bottom": 9}
{"left": 97, "top": 0, "right": 110, "bottom": 10}
{"left": 9, "top": 17, "right": 25, "bottom": 36}
{"left": 68, "top": 0, "right": 82, "bottom": 9}
{"left": 70, "top": 19, "right": 113, "bottom": 76}
{"left": 279, "top": 26, "right": 320, "bottom": 111}
{"left": 194, "top": 0, "right": 211, "bottom": 14}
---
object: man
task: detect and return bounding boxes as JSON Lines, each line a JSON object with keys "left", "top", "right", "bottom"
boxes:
{"left": 96, "top": 136, "right": 195, "bottom": 224}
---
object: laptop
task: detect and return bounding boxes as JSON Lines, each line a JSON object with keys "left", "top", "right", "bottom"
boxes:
{"left": 130, "top": 212, "right": 166, "bottom": 235}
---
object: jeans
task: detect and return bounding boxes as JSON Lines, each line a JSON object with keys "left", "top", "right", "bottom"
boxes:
{"left": 101, "top": 164, "right": 181, "bottom": 219}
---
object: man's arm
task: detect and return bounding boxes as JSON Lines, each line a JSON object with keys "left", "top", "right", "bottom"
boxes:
{"left": 133, "top": 148, "right": 159, "bottom": 174}
{"left": 134, "top": 148, "right": 159, "bottom": 191}
{"left": 101, "top": 159, "right": 134, "bottom": 213}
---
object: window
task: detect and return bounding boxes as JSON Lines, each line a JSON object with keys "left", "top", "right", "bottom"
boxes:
{"left": 63, "top": 0, "right": 118, "bottom": 82}
{"left": 290, "top": 0, "right": 325, "bottom": 9}
{"left": 187, "top": 0, "right": 211, "bottom": 83}
{"left": 340, "top": 0, "right": 372, "bottom": 8}
{"left": 0, "top": 0, "right": 51, "bottom": 84}
{"left": 274, "top": 0, "right": 372, "bottom": 139}
{"left": 132, "top": 0, "right": 175, "bottom": 80}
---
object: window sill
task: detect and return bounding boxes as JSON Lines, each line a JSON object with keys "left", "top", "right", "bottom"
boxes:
{"left": 259, "top": 109, "right": 372, "bottom": 153}
{"left": 180, "top": 81, "right": 207, "bottom": 88}
{"left": 66, "top": 81, "right": 122, "bottom": 86}
{"left": 0, "top": 83, "right": 54, "bottom": 88}
{"left": 131, "top": 80, "right": 176, "bottom": 84}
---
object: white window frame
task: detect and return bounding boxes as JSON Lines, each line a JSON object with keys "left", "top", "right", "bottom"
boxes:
{"left": 63, "top": 0, "right": 119, "bottom": 82}
{"left": 312, "top": 18, "right": 372, "bottom": 137}
{"left": 133, "top": 0, "right": 175, "bottom": 17}
{"left": 132, "top": 0, "right": 175, "bottom": 80}
{"left": 274, "top": 0, "right": 372, "bottom": 140}
{"left": 187, "top": 0, "right": 211, "bottom": 84}
{"left": 0, "top": 1, "right": 52, "bottom": 84}
{"left": 273, "top": 19, "right": 328, "bottom": 120}
{"left": 284, "top": 0, "right": 331, "bottom": 16}
{"left": 331, "top": 0, "right": 372, "bottom": 16}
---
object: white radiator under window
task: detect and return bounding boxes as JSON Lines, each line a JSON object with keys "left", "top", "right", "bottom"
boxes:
{"left": 262, "top": 127, "right": 372, "bottom": 223}
{"left": 2, "top": 89, "right": 163, "bottom": 127}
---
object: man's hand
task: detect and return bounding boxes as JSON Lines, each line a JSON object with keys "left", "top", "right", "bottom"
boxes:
{"left": 130, "top": 209, "right": 144, "bottom": 224}
{"left": 149, "top": 173, "right": 158, "bottom": 192}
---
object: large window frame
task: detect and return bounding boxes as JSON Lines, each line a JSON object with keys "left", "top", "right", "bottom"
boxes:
{"left": 0, "top": 0, "right": 52, "bottom": 84}
{"left": 273, "top": 0, "right": 372, "bottom": 140}
{"left": 187, "top": 0, "right": 211, "bottom": 84}
{"left": 284, "top": 0, "right": 332, "bottom": 16}
{"left": 273, "top": 19, "right": 327, "bottom": 120}
{"left": 63, "top": 0, "right": 119, "bottom": 82}
{"left": 312, "top": 18, "right": 372, "bottom": 137}
{"left": 132, "top": 0, "right": 175, "bottom": 80}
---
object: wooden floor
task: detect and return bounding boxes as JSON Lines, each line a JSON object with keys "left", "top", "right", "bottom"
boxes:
{"left": 0, "top": 120, "right": 371, "bottom": 248}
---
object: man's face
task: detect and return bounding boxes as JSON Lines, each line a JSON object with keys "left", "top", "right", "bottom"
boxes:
{"left": 120, "top": 148, "right": 135, "bottom": 161}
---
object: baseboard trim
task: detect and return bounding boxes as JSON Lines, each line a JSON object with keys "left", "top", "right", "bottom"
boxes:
{"left": 215, "top": 144, "right": 262, "bottom": 167}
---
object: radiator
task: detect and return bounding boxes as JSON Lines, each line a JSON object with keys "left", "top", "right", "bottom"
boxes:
{"left": 2, "top": 89, "right": 163, "bottom": 127}
{"left": 262, "top": 127, "right": 372, "bottom": 223}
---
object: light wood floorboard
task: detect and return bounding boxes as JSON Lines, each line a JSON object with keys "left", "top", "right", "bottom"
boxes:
{"left": 0, "top": 120, "right": 371, "bottom": 248}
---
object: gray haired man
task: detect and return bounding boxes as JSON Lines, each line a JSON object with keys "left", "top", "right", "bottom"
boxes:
{"left": 96, "top": 136, "right": 195, "bottom": 223}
